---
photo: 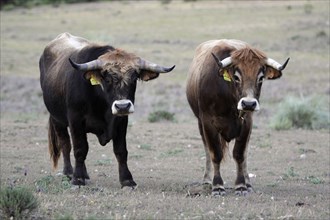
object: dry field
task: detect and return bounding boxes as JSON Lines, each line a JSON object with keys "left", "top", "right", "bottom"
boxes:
{"left": 1, "top": 1, "right": 329, "bottom": 219}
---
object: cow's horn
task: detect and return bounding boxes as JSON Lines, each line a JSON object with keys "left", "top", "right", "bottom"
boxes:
{"left": 211, "top": 53, "right": 232, "bottom": 68}
{"left": 266, "top": 57, "right": 290, "bottom": 71}
{"left": 138, "top": 58, "right": 175, "bottom": 73}
{"left": 69, "top": 58, "right": 104, "bottom": 71}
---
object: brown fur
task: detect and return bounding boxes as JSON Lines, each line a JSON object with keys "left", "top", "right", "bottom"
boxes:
{"left": 48, "top": 117, "right": 60, "bottom": 169}
{"left": 231, "top": 46, "right": 266, "bottom": 64}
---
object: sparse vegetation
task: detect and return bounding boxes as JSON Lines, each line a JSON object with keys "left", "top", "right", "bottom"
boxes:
{"left": 55, "top": 213, "right": 75, "bottom": 220}
{"left": 137, "top": 144, "right": 153, "bottom": 151}
{"left": 148, "top": 110, "right": 176, "bottom": 123}
{"left": 35, "top": 175, "right": 71, "bottom": 193}
{"left": 306, "top": 176, "right": 325, "bottom": 185}
{"left": 0, "top": 186, "right": 38, "bottom": 219}
{"left": 95, "top": 158, "right": 112, "bottom": 166}
{"left": 159, "top": 148, "right": 183, "bottom": 158}
{"left": 282, "top": 167, "right": 299, "bottom": 180}
{"left": 270, "top": 96, "right": 329, "bottom": 130}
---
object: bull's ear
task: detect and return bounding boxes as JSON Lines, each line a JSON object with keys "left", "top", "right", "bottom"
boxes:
{"left": 265, "top": 57, "right": 289, "bottom": 80}
{"left": 139, "top": 70, "right": 160, "bottom": 81}
{"left": 83, "top": 71, "right": 103, "bottom": 85}
{"left": 265, "top": 67, "right": 282, "bottom": 80}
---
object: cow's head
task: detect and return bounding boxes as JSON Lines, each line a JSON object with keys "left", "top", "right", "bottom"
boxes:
{"left": 69, "top": 49, "right": 175, "bottom": 116}
{"left": 211, "top": 47, "right": 289, "bottom": 113}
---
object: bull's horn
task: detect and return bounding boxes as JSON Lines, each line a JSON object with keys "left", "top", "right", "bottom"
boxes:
{"left": 266, "top": 57, "right": 290, "bottom": 71}
{"left": 69, "top": 58, "right": 104, "bottom": 71}
{"left": 211, "top": 53, "right": 232, "bottom": 68}
{"left": 138, "top": 58, "right": 175, "bottom": 73}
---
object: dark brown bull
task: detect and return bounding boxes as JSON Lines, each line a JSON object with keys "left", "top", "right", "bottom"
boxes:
{"left": 186, "top": 39, "right": 289, "bottom": 196}
{"left": 40, "top": 33, "right": 175, "bottom": 187}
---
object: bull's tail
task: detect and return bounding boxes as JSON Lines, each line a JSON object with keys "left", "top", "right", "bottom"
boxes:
{"left": 48, "top": 117, "right": 61, "bottom": 169}
{"left": 220, "top": 137, "right": 229, "bottom": 163}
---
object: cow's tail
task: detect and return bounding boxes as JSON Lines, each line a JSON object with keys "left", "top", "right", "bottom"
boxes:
{"left": 48, "top": 117, "right": 61, "bottom": 169}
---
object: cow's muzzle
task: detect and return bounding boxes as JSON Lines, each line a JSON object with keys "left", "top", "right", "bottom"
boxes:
{"left": 237, "top": 97, "right": 260, "bottom": 112}
{"left": 111, "top": 99, "right": 134, "bottom": 116}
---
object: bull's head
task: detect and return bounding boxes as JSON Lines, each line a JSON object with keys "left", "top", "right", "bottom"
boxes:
{"left": 69, "top": 49, "right": 175, "bottom": 116}
{"left": 211, "top": 48, "right": 289, "bottom": 112}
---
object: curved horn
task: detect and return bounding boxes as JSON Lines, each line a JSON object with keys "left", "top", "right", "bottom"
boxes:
{"left": 69, "top": 58, "right": 104, "bottom": 71}
{"left": 138, "top": 58, "right": 175, "bottom": 73}
{"left": 266, "top": 57, "right": 290, "bottom": 71}
{"left": 211, "top": 53, "right": 232, "bottom": 68}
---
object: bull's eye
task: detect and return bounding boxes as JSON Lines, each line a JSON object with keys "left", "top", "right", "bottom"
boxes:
{"left": 257, "top": 72, "right": 264, "bottom": 84}
{"left": 234, "top": 71, "right": 241, "bottom": 83}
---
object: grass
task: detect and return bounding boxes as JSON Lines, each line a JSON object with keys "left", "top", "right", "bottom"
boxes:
{"left": 159, "top": 148, "right": 183, "bottom": 158}
{"left": 0, "top": 186, "right": 38, "bottom": 219}
{"left": 95, "top": 158, "right": 112, "bottom": 166}
{"left": 137, "top": 143, "right": 153, "bottom": 150}
{"left": 148, "top": 110, "right": 176, "bottom": 123}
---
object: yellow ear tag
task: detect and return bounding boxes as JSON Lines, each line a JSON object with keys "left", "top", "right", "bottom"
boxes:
{"left": 223, "top": 70, "right": 231, "bottom": 82}
{"left": 90, "top": 74, "right": 100, "bottom": 85}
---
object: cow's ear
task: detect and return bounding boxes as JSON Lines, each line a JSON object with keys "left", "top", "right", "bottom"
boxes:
{"left": 83, "top": 71, "right": 103, "bottom": 85}
{"left": 139, "top": 70, "right": 160, "bottom": 81}
{"left": 265, "top": 67, "right": 282, "bottom": 80}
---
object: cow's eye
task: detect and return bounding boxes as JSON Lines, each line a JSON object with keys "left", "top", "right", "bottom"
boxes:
{"left": 234, "top": 71, "right": 241, "bottom": 83}
{"left": 257, "top": 72, "right": 264, "bottom": 84}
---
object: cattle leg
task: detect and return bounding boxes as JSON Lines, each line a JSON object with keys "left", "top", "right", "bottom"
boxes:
{"left": 113, "top": 117, "right": 136, "bottom": 188}
{"left": 68, "top": 117, "right": 90, "bottom": 185}
{"left": 198, "top": 120, "right": 212, "bottom": 185}
{"left": 50, "top": 118, "right": 73, "bottom": 178}
{"left": 233, "top": 118, "right": 253, "bottom": 195}
{"left": 202, "top": 123, "right": 226, "bottom": 196}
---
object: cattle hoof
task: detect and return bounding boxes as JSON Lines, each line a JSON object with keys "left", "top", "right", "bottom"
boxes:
{"left": 121, "top": 179, "right": 137, "bottom": 188}
{"left": 63, "top": 166, "right": 73, "bottom": 177}
{"left": 211, "top": 188, "right": 226, "bottom": 197}
{"left": 64, "top": 173, "right": 73, "bottom": 180}
{"left": 84, "top": 173, "right": 90, "bottom": 180}
{"left": 202, "top": 183, "right": 212, "bottom": 191}
{"left": 246, "top": 184, "right": 254, "bottom": 192}
{"left": 72, "top": 177, "right": 85, "bottom": 186}
{"left": 122, "top": 185, "right": 138, "bottom": 191}
{"left": 235, "top": 187, "right": 248, "bottom": 196}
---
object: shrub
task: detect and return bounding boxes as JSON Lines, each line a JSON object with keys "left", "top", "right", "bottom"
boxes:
{"left": 0, "top": 186, "right": 38, "bottom": 219}
{"left": 1, "top": 0, "right": 99, "bottom": 10}
{"left": 148, "top": 110, "right": 175, "bottom": 123}
{"left": 35, "top": 175, "right": 71, "bottom": 193}
{"left": 270, "top": 96, "right": 329, "bottom": 130}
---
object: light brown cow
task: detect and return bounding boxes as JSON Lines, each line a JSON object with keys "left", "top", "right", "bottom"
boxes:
{"left": 186, "top": 39, "right": 289, "bottom": 196}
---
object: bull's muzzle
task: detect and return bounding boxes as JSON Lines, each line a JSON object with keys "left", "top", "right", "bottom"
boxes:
{"left": 111, "top": 99, "right": 134, "bottom": 116}
{"left": 237, "top": 97, "right": 260, "bottom": 112}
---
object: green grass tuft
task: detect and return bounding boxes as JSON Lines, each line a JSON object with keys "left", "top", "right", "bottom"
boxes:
{"left": 270, "top": 96, "right": 329, "bottom": 130}
{"left": 0, "top": 186, "right": 38, "bottom": 219}
{"left": 306, "top": 176, "right": 325, "bottom": 184}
